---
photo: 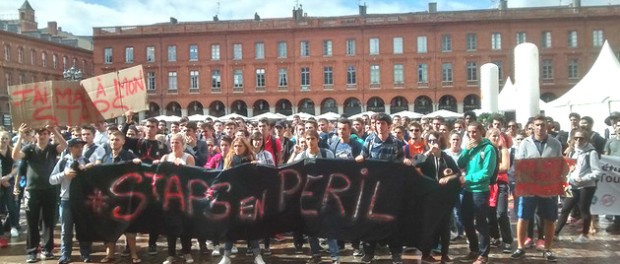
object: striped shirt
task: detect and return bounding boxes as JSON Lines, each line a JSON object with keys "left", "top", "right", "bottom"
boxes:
{"left": 361, "top": 133, "right": 404, "bottom": 162}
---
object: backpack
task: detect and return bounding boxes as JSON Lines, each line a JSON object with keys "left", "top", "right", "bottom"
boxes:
{"left": 83, "top": 144, "right": 98, "bottom": 161}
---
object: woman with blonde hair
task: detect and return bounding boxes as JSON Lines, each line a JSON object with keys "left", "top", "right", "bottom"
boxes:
{"left": 219, "top": 137, "right": 265, "bottom": 264}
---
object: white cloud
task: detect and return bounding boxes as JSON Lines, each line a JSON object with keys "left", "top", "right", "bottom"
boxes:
{"left": 1, "top": 0, "right": 618, "bottom": 36}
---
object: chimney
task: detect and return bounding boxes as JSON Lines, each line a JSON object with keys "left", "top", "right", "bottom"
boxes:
{"left": 48, "top": 21, "right": 58, "bottom": 35}
{"left": 292, "top": 4, "right": 303, "bottom": 20}
{"left": 359, "top": 4, "right": 367, "bottom": 16}
{"left": 170, "top": 17, "right": 178, "bottom": 24}
{"left": 213, "top": 15, "right": 219, "bottom": 21}
{"left": 499, "top": 0, "right": 508, "bottom": 10}
{"left": 572, "top": 0, "right": 581, "bottom": 8}
{"left": 428, "top": 2, "right": 437, "bottom": 13}
{"left": 254, "top": 12, "right": 260, "bottom": 21}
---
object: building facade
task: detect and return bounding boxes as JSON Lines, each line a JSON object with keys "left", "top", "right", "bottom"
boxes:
{"left": 92, "top": 4, "right": 620, "bottom": 118}
{"left": 0, "top": 1, "right": 94, "bottom": 128}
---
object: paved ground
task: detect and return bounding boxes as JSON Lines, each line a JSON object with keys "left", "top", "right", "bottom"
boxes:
{"left": 2, "top": 212, "right": 620, "bottom": 263}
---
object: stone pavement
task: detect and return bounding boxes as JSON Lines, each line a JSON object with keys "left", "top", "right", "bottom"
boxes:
{"left": 2, "top": 214, "right": 620, "bottom": 263}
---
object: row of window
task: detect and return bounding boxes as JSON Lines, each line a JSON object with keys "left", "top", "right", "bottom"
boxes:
{"left": 4, "top": 72, "right": 52, "bottom": 88}
{"left": 105, "top": 29, "right": 605, "bottom": 64}
{"left": 148, "top": 59, "right": 578, "bottom": 91}
{"left": 3, "top": 45, "right": 90, "bottom": 72}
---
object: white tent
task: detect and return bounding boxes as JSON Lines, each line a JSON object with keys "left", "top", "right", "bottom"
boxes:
{"left": 218, "top": 113, "right": 247, "bottom": 121}
{"left": 188, "top": 114, "right": 215, "bottom": 121}
{"left": 316, "top": 112, "right": 341, "bottom": 121}
{"left": 498, "top": 77, "right": 547, "bottom": 112}
{"left": 286, "top": 112, "right": 315, "bottom": 121}
{"left": 153, "top": 115, "right": 181, "bottom": 122}
{"left": 390, "top": 110, "right": 424, "bottom": 119}
{"left": 249, "top": 112, "right": 287, "bottom": 121}
{"left": 349, "top": 111, "right": 376, "bottom": 120}
{"left": 547, "top": 40, "right": 620, "bottom": 134}
{"left": 423, "top": 109, "right": 462, "bottom": 119}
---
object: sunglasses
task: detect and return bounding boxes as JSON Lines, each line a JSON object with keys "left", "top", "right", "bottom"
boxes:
{"left": 428, "top": 139, "right": 437, "bottom": 143}
{"left": 574, "top": 137, "right": 585, "bottom": 141}
{"left": 409, "top": 129, "right": 420, "bottom": 132}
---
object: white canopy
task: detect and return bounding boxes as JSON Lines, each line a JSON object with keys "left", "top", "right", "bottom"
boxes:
{"left": 547, "top": 40, "right": 620, "bottom": 134}
{"left": 286, "top": 112, "right": 315, "bottom": 121}
{"left": 218, "top": 113, "right": 247, "bottom": 121}
{"left": 391, "top": 110, "right": 424, "bottom": 119}
{"left": 423, "top": 109, "right": 462, "bottom": 119}
{"left": 249, "top": 112, "right": 287, "bottom": 121}
{"left": 188, "top": 114, "right": 215, "bottom": 122}
{"left": 316, "top": 112, "right": 341, "bottom": 121}
{"left": 349, "top": 111, "right": 376, "bottom": 120}
{"left": 498, "top": 76, "right": 547, "bottom": 112}
{"left": 153, "top": 115, "right": 181, "bottom": 122}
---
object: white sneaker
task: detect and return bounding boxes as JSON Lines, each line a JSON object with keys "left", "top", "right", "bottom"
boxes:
{"left": 218, "top": 256, "right": 232, "bottom": 264}
{"left": 212, "top": 246, "right": 222, "bottom": 256}
{"left": 574, "top": 234, "right": 588, "bottom": 243}
{"left": 254, "top": 254, "right": 266, "bottom": 264}
{"left": 10, "top": 228, "right": 19, "bottom": 237}
{"left": 185, "top": 254, "right": 194, "bottom": 263}
{"left": 231, "top": 246, "right": 238, "bottom": 254}
{"left": 162, "top": 256, "right": 175, "bottom": 264}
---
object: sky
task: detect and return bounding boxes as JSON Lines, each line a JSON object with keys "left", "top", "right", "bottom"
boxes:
{"left": 1, "top": 0, "right": 619, "bottom": 36}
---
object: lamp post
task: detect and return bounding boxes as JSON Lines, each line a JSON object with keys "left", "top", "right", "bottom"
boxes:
{"left": 63, "top": 64, "right": 83, "bottom": 81}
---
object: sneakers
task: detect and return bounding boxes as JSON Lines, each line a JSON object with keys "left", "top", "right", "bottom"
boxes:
{"left": 184, "top": 254, "right": 194, "bottom": 264}
{"left": 162, "top": 256, "right": 175, "bottom": 264}
{"left": 361, "top": 254, "right": 374, "bottom": 263}
{"left": 26, "top": 254, "right": 38, "bottom": 263}
{"left": 543, "top": 250, "right": 558, "bottom": 262}
{"left": 421, "top": 255, "right": 440, "bottom": 263}
{"left": 263, "top": 247, "right": 272, "bottom": 255}
{"left": 574, "top": 234, "right": 589, "bottom": 243}
{"left": 231, "top": 246, "right": 239, "bottom": 254}
{"left": 245, "top": 248, "right": 253, "bottom": 256}
{"left": 148, "top": 244, "right": 158, "bottom": 255}
{"left": 490, "top": 238, "right": 501, "bottom": 247}
{"left": 274, "top": 233, "right": 286, "bottom": 242}
{"left": 458, "top": 252, "right": 478, "bottom": 263}
{"left": 523, "top": 237, "right": 533, "bottom": 248}
{"left": 212, "top": 245, "right": 222, "bottom": 256}
{"left": 41, "top": 251, "right": 55, "bottom": 260}
{"left": 307, "top": 255, "right": 322, "bottom": 264}
{"left": 10, "top": 227, "right": 19, "bottom": 237}
{"left": 218, "top": 256, "right": 232, "bottom": 264}
{"left": 254, "top": 254, "right": 266, "bottom": 264}
{"left": 353, "top": 248, "right": 363, "bottom": 256}
{"left": 472, "top": 256, "right": 488, "bottom": 264}
{"left": 502, "top": 243, "right": 512, "bottom": 253}
{"left": 57, "top": 257, "right": 70, "bottom": 264}
{"left": 510, "top": 248, "right": 526, "bottom": 259}
{"left": 441, "top": 256, "right": 454, "bottom": 264}
{"left": 535, "top": 239, "right": 545, "bottom": 251}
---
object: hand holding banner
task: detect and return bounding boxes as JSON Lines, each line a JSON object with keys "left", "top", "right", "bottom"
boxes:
{"left": 514, "top": 157, "right": 569, "bottom": 197}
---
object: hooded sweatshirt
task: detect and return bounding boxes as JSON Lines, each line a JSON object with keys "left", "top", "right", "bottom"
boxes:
{"left": 568, "top": 143, "right": 602, "bottom": 189}
{"left": 457, "top": 138, "right": 497, "bottom": 193}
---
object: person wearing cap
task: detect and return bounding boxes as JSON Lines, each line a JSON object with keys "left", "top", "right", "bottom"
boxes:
{"left": 604, "top": 112, "right": 620, "bottom": 140}
{"left": 12, "top": 124, "right": 67, "bottom": 263}
{"left": 355, "top": 112, "right": 405, "bottom": 264}
{"left": 49, "top": 138, "right": 92, "bottom": 264}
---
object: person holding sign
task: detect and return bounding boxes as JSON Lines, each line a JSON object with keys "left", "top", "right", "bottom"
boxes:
{"left": 456, "top": 122, "right": 496, "bottom": 264}
{"left": 12, "top": 124, "right": 67, "bottom": 263}
{"left": 554, "top": 129, "right": 601, "bottom": 243}
{"left": 511, "top": 115, "right": 563, "bottom": 262}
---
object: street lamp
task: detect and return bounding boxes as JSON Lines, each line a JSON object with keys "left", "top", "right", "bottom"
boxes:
{"left": 63, "top": 64, "right": 83, "bottom": 81}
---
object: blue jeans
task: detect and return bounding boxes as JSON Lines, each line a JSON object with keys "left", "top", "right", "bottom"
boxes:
{"left": 452, "top": 190, "right": 465, "bottom": 236}
{"left": 309, "top": 237, "right": 339, "bottom": 261}
{"left": 59, "top": 200, "right": 91, "bottom": 260}
{"left": 461, "top": 191, "right": 490, "bottom": 257}
{"left": 1, "top": 183, "right": 20, "bottom": 231}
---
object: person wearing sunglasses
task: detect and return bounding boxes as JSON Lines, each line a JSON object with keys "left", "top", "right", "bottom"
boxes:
{"left": 554, "top": 128, "right": 601, "bottom": 244}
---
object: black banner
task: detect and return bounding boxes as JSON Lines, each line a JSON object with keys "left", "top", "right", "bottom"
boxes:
{"left": 71, "top": 159, "right": 460, "bottom": 250}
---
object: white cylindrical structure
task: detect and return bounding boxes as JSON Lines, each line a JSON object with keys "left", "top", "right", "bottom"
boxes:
{"left": 480, "top": 63, "right": 499, "bottom": 113}
{"left": 514, "top": 43, "right": 540, "bottom": 126}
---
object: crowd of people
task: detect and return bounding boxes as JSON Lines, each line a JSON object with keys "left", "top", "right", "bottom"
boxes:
{"left": 0, "top": 109, "right": 619, "bottom": 264}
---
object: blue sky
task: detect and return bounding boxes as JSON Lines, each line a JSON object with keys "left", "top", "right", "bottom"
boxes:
{"left": 1, "top": 0, "right": 619, "bottom": 35}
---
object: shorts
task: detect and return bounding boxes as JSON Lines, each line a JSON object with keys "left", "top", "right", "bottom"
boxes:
{"left": 517, "top": 196, "right": 558, "bottom": 221}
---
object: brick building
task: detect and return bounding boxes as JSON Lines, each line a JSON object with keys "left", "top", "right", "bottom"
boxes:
{"left": 1, "top": 1, "right": 94, "bottom": 127}
{"left": 92, "top": 3, "right": 620, "bottom": 119}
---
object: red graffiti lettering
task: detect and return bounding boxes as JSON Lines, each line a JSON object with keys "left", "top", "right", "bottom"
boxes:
{"left": 144, "top": 172, "right": 165, "bottom": 200}
{"left": 206, "top": 182, "right": 232, "bottom": 221}
{"left": 239, "top": 191, "right": 267, "bottom": 222}
{"left": 321, "top": 173, "right": 351, "bottom": 217}
{"left": 32, "top": 87, "right": 49, "bottom": 106}
{"left": 367, "top": 181, "right": 394, "bottom": 222}
{"left": 300, "top": 175, "right": 323, "bottom": 216}
{"left": 92, "top": 100, "right": 111, "bottom": 113}
{"left": 163, "top": 176, "right": 185, "bottom": 211}
{"left": 187, "top": 179, "right": 209, "bottom": 216}
{"left": 278, "top": 168, "right": 303, "bottom": 211}
{"left": 95, "top": 77, "right": 106, "bottom": 98}
{"left": 110, "top": 173, "right": 147, "bottom": 222}
{"left": 32, "top": 106, "right": 57, "bottom": 125}
{"left": 10, "top": 87, "right": 34, "bottom": 107}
